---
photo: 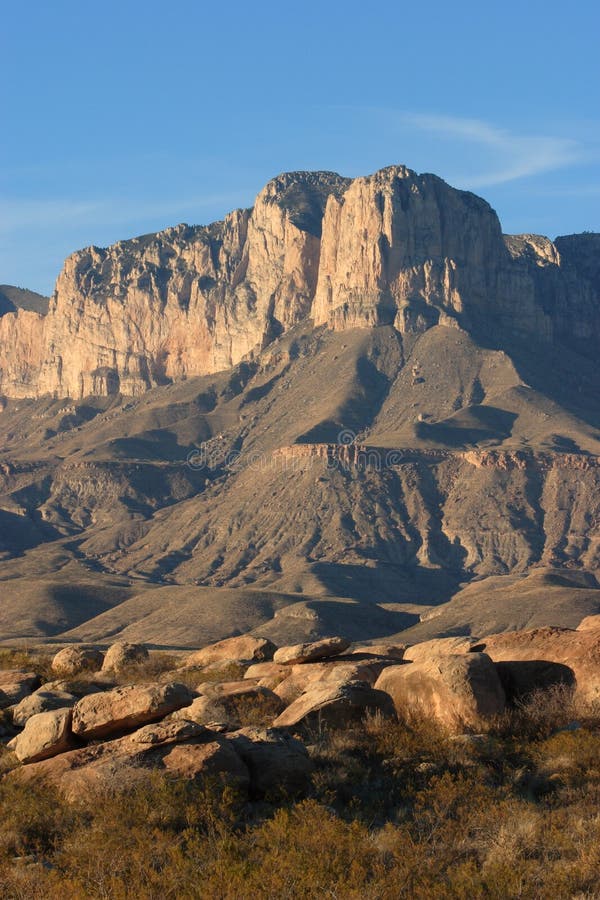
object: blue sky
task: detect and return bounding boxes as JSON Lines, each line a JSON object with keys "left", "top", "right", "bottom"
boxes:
{"left": 2, "top": 0, "right": 599, "bottom": 294}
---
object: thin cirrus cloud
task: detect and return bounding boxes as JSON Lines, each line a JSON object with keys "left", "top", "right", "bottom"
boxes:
{"left": 399, "top": 113, "right": 582, "bottom": 188}
{"left": 0, "top": 191, "right": 250, "bottom": 234}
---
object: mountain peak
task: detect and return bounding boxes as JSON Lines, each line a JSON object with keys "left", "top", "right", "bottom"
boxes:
{"left": 0, "top": 165, "right": 598, "bottom": 401}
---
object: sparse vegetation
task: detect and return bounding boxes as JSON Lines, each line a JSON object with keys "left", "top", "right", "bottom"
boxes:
{"left": 2, "top": 686, "right": 600, "bottom": 897}
{"left": 0, "top": 648, "right": 53, "bottom": 682}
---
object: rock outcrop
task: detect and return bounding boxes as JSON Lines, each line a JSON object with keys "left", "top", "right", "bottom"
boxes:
{"left": 272, "top": 680, "right": 395, "bottom": 730}
{"left": 71, "top": 682, "right": 194, "bottom": 739}
{"left": 478, "top": 623, "right": 600, "bottom": 701}
{"left": 9, "top": 708, "right": 76, "bottom": 763}
{"left": 375, "top": 653, "right": 506, "bottom": 731}
{"left": 183, "top": 635, "right": 277, "bottom": 667}
{"left": 10, "top": 688, "right": 78, "bottom": 727}
{"left": 100, "top": 641, "right": 149, "bottom": 674}
{"left": 51, "top": 646, "right": 104, "bottom": 676}
{"left": 1, "top": 166, "right": 598, "bottom": 400}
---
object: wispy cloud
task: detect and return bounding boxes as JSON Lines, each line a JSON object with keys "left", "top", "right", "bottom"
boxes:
{"left": 0, "top": 191, "right": 251, "bottom": 233}
{"left": 399, "top": 113, "right": 581, "bottom": 188}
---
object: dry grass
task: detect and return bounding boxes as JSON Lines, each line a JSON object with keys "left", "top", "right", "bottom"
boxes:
{"left": 1, "top": 685, "right": 600, "bottom": 896}
{"left": 0, "top": 648, "right": 53, "bottom": 682}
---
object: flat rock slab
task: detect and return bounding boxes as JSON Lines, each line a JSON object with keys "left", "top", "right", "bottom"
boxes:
{"left": 273, "top": 637, "right": 350, "bottom": 665}
{"left": 404, "top": 636, "right": 479, "bottom": 662}
{"left": 273, "top": 680, "right": 396, "bottom": 730}
{"left": 72, "top": 682, "right": 195, "bottom": 740}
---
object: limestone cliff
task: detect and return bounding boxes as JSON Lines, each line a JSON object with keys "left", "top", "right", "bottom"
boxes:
{"left": 1, "top": 166, "right": 598, "bottom": 399}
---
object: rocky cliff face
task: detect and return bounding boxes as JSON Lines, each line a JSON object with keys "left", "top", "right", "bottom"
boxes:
{"left": 1, "top": 165, "right": 598, "bottom": 399}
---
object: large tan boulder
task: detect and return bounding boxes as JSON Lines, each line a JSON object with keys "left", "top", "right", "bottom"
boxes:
{"left": 51, "top": 646, "right": 104, "bottom": 676}
{"left": 183, "top": 635, "right": 277, "bottom": 667}
{"left": 273, "top": 637, "right": 350, "bottom": 665}
{"left": 9, "top": 719, "right": 250, "bottom": 799}
{"left": 9, "top": 708, "right": 76, "bottom": 763}
{"left": 227, "top": 727, "right": 314, "bottom": 797}
{"left": 273, "top": 680, "right": 395, "bottom": 730}
{"left": 10, "top": 688, "right": 78, "bottom": 727}
{"left": 172, "top": 681, "right": 284, "bottom": 729}
{"left": 273, "top": 658, "right": 395, "bottom": 705}
{"left": 72, "top": 682, "right": 194, "bottom": 740}
{"left": 101, "top": 641, "right": 149, "bottom": 674}
{"left": 0, "top": 670, "right": 40, "bottom": 709}
{"left": 477, "top": 626, "right": 600, "bottom": 700}
{"left": 404, "top": 636, "right": 478, "bottom": 662}
{"left": 375, "top": 653, "right": 506, "bottom": 731}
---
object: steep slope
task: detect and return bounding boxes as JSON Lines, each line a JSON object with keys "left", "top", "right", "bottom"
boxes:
{"left": 2, "top": 315, "right": 600, "bottom": 644}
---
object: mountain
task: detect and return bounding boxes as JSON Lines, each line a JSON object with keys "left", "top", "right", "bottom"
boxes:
{"left": 0, "top": 285, "right": 49, "bottom": 317}
{"left": 1, "top": 165, "right": 600, "bottom": 647}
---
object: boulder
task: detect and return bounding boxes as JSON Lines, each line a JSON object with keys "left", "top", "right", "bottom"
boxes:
{"left": 9, "top": 708, "right": 76, "bottom": 763}
{"left": 101, "top": 641, "right": 149, "bottom": 674}
{"left": 72, "top": 682, "right": 194, "bottom": 740}
{"left": 51, "top": 646, "right": 104, "bottom": 676}
{"left": 375, "top": 653, "right": 506, "bottom": 731}
{"left": 227, "top": 727, "right": 314, "bottom": 797}
{"left": 10, "top": 688, "right": 78, "bottom": 727}
{"left": 404, "top": 637, "right": 479, "bottom": 662}
{"left": 477, "top": 626, "right": 600, "bottom": 701}
{"left": 10, "top": 719, "right": 249, "bottom": 798}
{"left": 273, "top": 658, "right": 395, "bottom": 705}
{"left": 273, "top": 680, "right": 395, "bottom": 730}
{"left": 273, "top": 637, "right": 350, "bottom": 665}
{"left": 183, "top": 635, "right": 276, "bottom": 667}
{"left": 0, "top": 670, "right": 40, "bottom": 709}
{"left": 243, "top": 661, "right": 290, "bottom": 687}
{"left": 173, "top": 681, "right": 284, "bottom": 729}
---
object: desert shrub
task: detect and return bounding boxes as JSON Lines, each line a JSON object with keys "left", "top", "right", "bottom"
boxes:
{"left": 1, "top": 697, "right": 600, "bottom": 897}
{"left": 229, "top": 692, "right": 283, "bottom": 727}
{"left": 0, "top": 648, "right": 53, "bottom": 681}
{"left": 492, "top": 683, "right": 581, "bottom": 742}
{"left": 0, "top": 777, "right": 75, "bottom": 858}
{"left": 110, "top": 652, "right": 180, "bottom": 685}
{"left": 194, "top": 662, "right": 247, "bottom": 684}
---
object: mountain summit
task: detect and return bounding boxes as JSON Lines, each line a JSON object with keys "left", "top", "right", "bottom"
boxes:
{"left": 1, "top": 165, "right": 598, "bottom": 400}
{"left": 1, "top": 165, "right": 600, "bottom": 646}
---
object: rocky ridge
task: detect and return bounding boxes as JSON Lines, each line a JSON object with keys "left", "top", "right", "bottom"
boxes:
{"left": 1, "top": 166, "right": 599, "bottom": 400}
